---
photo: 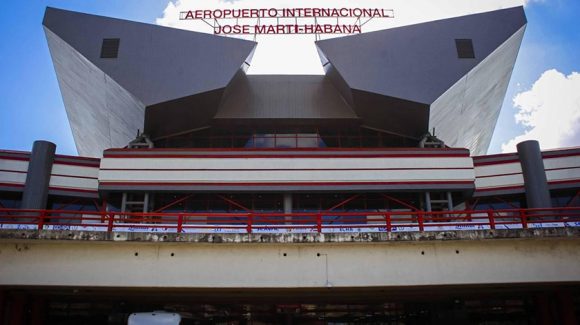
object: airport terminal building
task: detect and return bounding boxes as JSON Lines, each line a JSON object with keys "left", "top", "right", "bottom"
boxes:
{"left": 0, "top": 6, "right": 579, "bottom": 324}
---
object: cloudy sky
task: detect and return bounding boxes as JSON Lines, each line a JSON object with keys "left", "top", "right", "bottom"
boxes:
{"left": 0, "top": 0, "right": 578, "bottom": 155}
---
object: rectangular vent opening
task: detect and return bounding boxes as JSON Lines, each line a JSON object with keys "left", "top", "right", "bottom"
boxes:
{"left": 100, "top": 38, "right": 120, "bottom": 59}
{"left": 455, "top": 39, "right": 475, "bottom": 59}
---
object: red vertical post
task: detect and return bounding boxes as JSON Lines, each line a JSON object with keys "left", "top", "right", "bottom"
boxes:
{"left": 100, "top": 199, "right": 107, "bottom": 222}
{"left": 37, "top": 210, "right": 45, "bottom": 230}
{"left": 487, "top": 210, "right": 495, "bottom": 230}
{"left": 520, "top": 209, "right": 528, "bottom": 229}
{"left": 385, "top": 213, "right": 391, "bottom": 232}
{"left": 246, "top": 213, "right": 253, "bottom": 234}
{"left": 316, "top": 213, "right": 322, "bottom": 233}
{"left": 417, "top": 211, "right": 424, "bottom": 232}
{"left": 107, "top": 213, "right": 115, "bottom": 232}
{"left": 177, "top": 213, "right": 183, "bottom": 233}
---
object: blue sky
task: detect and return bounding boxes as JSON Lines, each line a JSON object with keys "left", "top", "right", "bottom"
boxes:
{"left": 0, "top": 0, "right": 578, "bottom": 156}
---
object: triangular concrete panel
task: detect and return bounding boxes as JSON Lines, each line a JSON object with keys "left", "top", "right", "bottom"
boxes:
{"left": 316, "top": 6, "right": 526, "bottom": 105}
{"left": 43, "top": 7, "right": 257, "bottom": 106}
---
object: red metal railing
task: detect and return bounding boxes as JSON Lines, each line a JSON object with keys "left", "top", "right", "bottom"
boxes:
{"left": 0, "top": 207, "right": 578, "bottom": 234}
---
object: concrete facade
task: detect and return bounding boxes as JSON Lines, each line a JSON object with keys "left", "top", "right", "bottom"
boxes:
{"left": 1, "top": 233, "right": 579, "bottom": 288}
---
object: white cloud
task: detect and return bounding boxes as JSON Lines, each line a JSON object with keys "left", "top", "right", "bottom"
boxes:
{"left": 156, "top": 0, "right": 524, "bottom": 74}
{"left": 501, "top": 70, "right": 580, "bottom": 152}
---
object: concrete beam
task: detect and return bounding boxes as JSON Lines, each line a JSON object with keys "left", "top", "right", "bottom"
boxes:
{"left": 1, "top": 236, "right": 579, "bottom": 289}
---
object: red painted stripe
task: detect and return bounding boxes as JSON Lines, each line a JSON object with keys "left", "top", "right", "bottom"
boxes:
{"left": 0, "top": 182, "right": 25, "bottom": 188}
{"left": 53, "top": 161, "right": 101, "bottom": 168}
{"left": 0, "top": 156, "right": 30, "bottom": 162}
{"left": 545, "top": 166, "right": 580, "bottom": 172}
{"left": 542, "top": 152, "right": 580, "bottom": 159}
{"left": 476, "top": 172, "right": 522, "bottom": 179}
{"left": 48, "top": 186, "right": 98, "bottom": 194}
{"left": 475, "top": 185, "right": 525, "bottom": 192}
{"left": 473, "top": 159, "right": 520, "bottom": 167}
{"left": 54, "top": 154, "right": 100, "bottom": 162}
{"left": 99, "top": 167, "right": 474, "bottom": 172}
{"left": 0, "top": 169, "right": 26, "bottom": 174}
{"left": 99, "top": 180, "right": 474, "bottom": 187}
{"left": 472, "top": 152, "right": 518, "bottom": 159}
{"left": 103, "top": 153, "right": 470, "bottom": 159}
{"left": 548, "top": 179, "right": 580, "bottom": 186}
{"left": 50, "top": 173, "right": 98, "bottom": 180}
{"left": 475, "top": 166, "right": 580, "bottom": 179}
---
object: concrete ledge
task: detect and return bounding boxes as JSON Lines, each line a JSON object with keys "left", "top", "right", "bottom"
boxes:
{"left": 1, "top": 227, "right": 578, "bottom": 244}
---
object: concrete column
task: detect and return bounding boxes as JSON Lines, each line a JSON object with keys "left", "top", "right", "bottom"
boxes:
{"left": 283, "top": 193, "right": 292, "bottom": 224}
{"left": 516, "top": 140, "right": 552, "bottom": 208}
{"left": 21, "top": 141, "right": 56, "bottom": 210}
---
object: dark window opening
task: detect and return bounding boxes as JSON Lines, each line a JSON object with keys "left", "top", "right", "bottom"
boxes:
{"left": 455, "top": 39, "right": 475, "bottom": 59}
{"left": 100, "top": 38, "right": 120, "bottom": 58}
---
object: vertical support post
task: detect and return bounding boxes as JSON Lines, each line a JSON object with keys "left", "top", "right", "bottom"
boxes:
{"left": 100, "top": 199, "right": 107, "bottom": 223}
{"left": 247, "top": 213, "right": 253, "bottom": 234}
{"left": 283, "top": 193, "right": 293, "bottom": 225}
{"left": 417, "top": 211, "right": 424, "bottom": 232}
{"left": 385, "top": 212, "right": 391, "bottom": 232}
{"left": 446, "top": 192, "right": 453, "bottom": 211}
{"left": 517, "top": 140, "right": 552, "bottom": 209}
{"left": 424, "top": 192, "right": 432, "bottom": 212}
{"left": 520, "top": 209, "right": 528, "bottom": 229}
{"left": 37, "top": 210, "right": 45, "bottom": 230}
{"left": 20, "top": 141, "right": 56, "bottom": 222}
{"left": 487, "top": 210, "right": 496, "bottom": 230}
{"left": 316, "top": 213, "right": 322, "bottom": 233}
{"left": 121, "top": 193, "right": 127, "bottom": 213}
{"left": 177, "top": 213, "right": 183, "bottom": 233}
{"left": 107, "top": 213, "right": 115, "bottom": 232}
{"left": 143, "top": 193, "right": 149, "bottom": 213}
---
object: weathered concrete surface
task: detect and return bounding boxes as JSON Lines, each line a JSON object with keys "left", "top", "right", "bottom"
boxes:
{"left": 0, "top": 228, "right": 578, "bottom": 244}
{"left": 1, "top": 229, "right": 579, "bottom": 289}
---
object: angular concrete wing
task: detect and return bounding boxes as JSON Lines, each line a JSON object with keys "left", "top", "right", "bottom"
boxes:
{"left": 316, "top": 7, "right": 526, "bottom": 153}
{"left": 44, "top": 7, "right": 256, "bottom": 156}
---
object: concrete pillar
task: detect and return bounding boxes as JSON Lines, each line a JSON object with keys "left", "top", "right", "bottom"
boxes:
{"left": 21, "top": 141, "right": 56, "bottom": 210}
{"left": 516, "top": 140, "right": 552, "bottom": 208}
{"left": 283, "top": 193, "right": 293, "bottom": 224}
